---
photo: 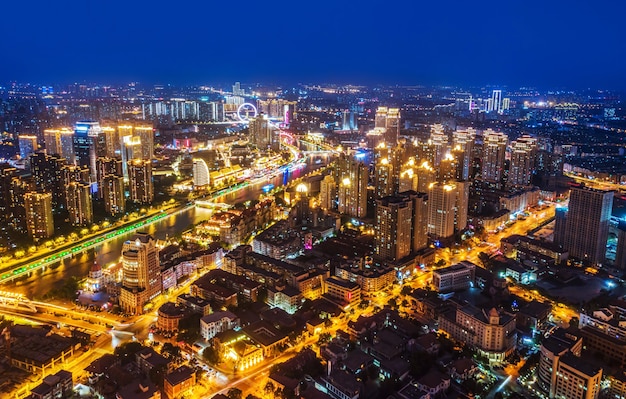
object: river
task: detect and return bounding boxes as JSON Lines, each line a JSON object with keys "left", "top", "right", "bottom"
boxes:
{"left": 11, "top": 152, "right": 330, "bottom": 298}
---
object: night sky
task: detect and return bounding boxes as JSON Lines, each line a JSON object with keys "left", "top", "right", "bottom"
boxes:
{"left": 2, "top": 0, "right": 625, "bottom": 88}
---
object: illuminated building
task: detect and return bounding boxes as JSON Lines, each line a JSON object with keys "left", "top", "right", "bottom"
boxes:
{"left": 336, "top": 155, "right": 368, "bottom": 218}
{"left": 398, "top": 167, "right": 417, "bottom": 192}
{"left": 62, "top": 165, "right": 90, "bottom": 187}
{"left": 375, "top": 157, "right": 395, "bottom": 198}
{"left": 102, "top": 175, "right": 125, "bottom": 215}
{"left": 507, "top": 135, "right": 537, "bottom": 187}
{"left": 73, "top": 121, "right": 103, "bottom": 181}
{"left": 375, "top": 196, "right": 414, "bottom": 261}
{"left": 489, "top": 90, "right": 502, "bottom": 113}
{"left": 44, "top": 128, "right": 75, "bottom": 160}
{"left": 24, "top": 192, "right": 54, "bottom": 239}
{"left": 552, "top": 354, "right": 602, "bottom": 399}
{"left": 429, "top": 124, "right": 448, "bottom": 166}
{"left": 128, "top": 159, "right": 153, "bottom": 204}
{"left": 554, "top": 185, "right": 612, "bottom": 265}
{"left": 438, "top": 306, "right": 516, "bottom": 363}
{"left": 257, "top": 99, "right": 297, "bottom": 123}
{"left": 578, "top": 307, "right": 626, "bottom": 369}
{"left": 134, "top": 125, "right": 154, "bottom": 160}
{"left": 481, "top": 129, "right": 508, "bottom": 184}
{"left": 416, "top": 161, "right": 436, "bottom": 193}
{"left": 30, "top": 152, "right": 66, "bottom": 207}
{"left": 0, "top": 165, "right": 17, "bottom": 224}
{"left": 119, "top": 233, "right": 161, "bottom": 314}
{"left": 432, "top": 262, "right": 476, "bottom": 292}
{"left": 96, "top": 157, "right": 123, "bottom": 198}
{"left": 249, "top": 114, "right": 273, "bottom": 150}
{"left": 65, "top": 182, "right": 93, "bottom": 226}
{"left": 538, "top": 328, "right": 584, "bottom": 397}
{"left": 427, "top": 182, "right": 468, "bottom": 239}
{"left": 375, "top": 107, "right": 401, "bottom": 145}
{"left": 438, "top": 153, "right": 459, "bottom": 183}
{"left": 452, "top": 128, "right": 476, "bottom": 180}
{"left": 615, "top": 222, "right": 626, "bottom": 270}
{"left": 192, "top": 157, "right": 210, "bottom": 188}
{"left": 325, "top": 276, "right": 361, "bottom": 308}
{"left": 18, "top": 135, "right": 37, "bottom": 160}
{"left": 319, "top": 174, "right": 336, "bottom": 211}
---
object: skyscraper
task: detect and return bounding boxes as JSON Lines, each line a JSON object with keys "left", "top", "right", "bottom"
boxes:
{"left": 374, "top": 157, "right": 395, "bottom": 198}
{"left": 375, "top": 107, "right": 401, "bottom": 145}
{"left": 336, "top": 155, "right": 368, "bottom": 218}
{"left": 490, "top": 90, "right": 502, "bottom": 113}
{"left": 452, "top": 128, "right": 476, "bottom": 180}
{"left": 96, "top": 157, "right": 123, "bottom": 198}
{"left": 554, "top": 185, "right": 613, "bottom": 265}
{"left": 429, "top": 124, "right": 448, "bottom": 167}
{"left": 24, "top": 192, "right": 54, "bottom": 239}
{"left": 128, "top": 160, "right": 153, "bottom": 204}
{"left": 249, "top": 114, "right": 273, "bottom": 151}
{"left": 30, "top": 152, "right": 66, "bottom": 207}
{"left": 508, "top": 135, "right": 538, "bottom": 188}
{"left": 319, "top": 174, "right": 336, "bottom": 211}
{"left": 74, "top": 121, "right": 102, "bottom": 181}
{"left": 375, "top": 196, "right": 414, "bottom": 262}
{"left": 427, "top": 182, "right": 469, "bottom": 239}
{"left": 481, "top": 129, "right": 508, "bottom": 185}
{"left": 102, "top": 175, "right": 125, "bottom": 216}
{"left": 0, "top": 165, "right": 17, "bottom": 224}
{"left": 65, "top": 182, "right": 93, "bottom": 226}
{"left": 119, "top": 233, "right": 161, "bottom": 314}
{"left": 18, "top": 135, "right": 38, "bottom": 160}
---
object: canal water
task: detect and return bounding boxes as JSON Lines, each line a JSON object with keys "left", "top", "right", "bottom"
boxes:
{"left": 11, "top": 153, "right": 329, "bottom": 298}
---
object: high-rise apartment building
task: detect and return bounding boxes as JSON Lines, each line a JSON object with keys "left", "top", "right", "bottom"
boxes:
{"left": 452, "top": 128, "right": 476, "bottom": 180}
{"left": 24, "top": 192, "right": 54, "bottom": 239}
{"left": 481, "top": 129, "right": 508, "bottom": 185}
{"left": 30, "top": 152, "right": 66, "bottom": 207}
{"left": 249, "top": 114, "right": 273, "bottom": 150}
{"left": 119, "top": 233, "right": 161, "bottom": 314}
{"left": 319, "top": 174, "right": 336, "bottom": 211}
{"left": 102, "top": 175, "right": 125, "bottom": 216}
{"left": 615, "top": 222, "right": 626, "bottom": 270}
{"left": 128, "top": 160, "right": 153, "bottom": 204}
{"left": 336, "top": 155, "right": 368, "bottom": 218}
{"left": 374, "top": 157, "right": 395, "bottom": 198}
{"left": 43, "top": 128, "right": 75, "bottom": 160}
{"left": 96, "top": 157, "right": 123, "bottom": 197}
{"left": 192, "top": 157, "right": 211, "bottom": 188}
{"left": 508, "top": 135, "right": 537, "bottom": 187}
{"left": 429, "top": 124, "right": 448, "bottom": 167}
{"left": 375, "top": 107, "right": 400, "bottom": 145}
{"left": 65, "top": 182, "right": 93, "bottom": 226}
{"left": 18, "top": 135, "right": 38, "bottom": 160}
{"left": 554, "top": 185, "right": 613, "bottom": 265}
{"left": 427, "top": 182, "right": 469, "bottom": 239}
{"left": 375, "top": 196, "right": 414, "bottom": 262}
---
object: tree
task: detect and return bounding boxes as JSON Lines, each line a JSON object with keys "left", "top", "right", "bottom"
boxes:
{"left": 114, "top": 342, "right": 144, "bottom": 365}
{"left": 401, "top": 285, "right": 413, "bottom": 296}
{"left": 161, "top": 342, "right": 181, "bottom": 359}
{"left": 202, "top": 346, "right": 220, "bottom": 365}
{"left": 227, "top": 388, "right": 243, "bottom": 399}
{"left": 264, "top": 382, "right": 275, "bottom": 397}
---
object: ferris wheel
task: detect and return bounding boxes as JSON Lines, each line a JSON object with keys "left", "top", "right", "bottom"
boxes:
{"left": 237, "top": 103, "right": 258, "bottom": 122}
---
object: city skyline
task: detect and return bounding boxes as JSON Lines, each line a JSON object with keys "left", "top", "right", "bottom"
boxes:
{"left": 2, "top": 0, "right": 626, "bottom": 89}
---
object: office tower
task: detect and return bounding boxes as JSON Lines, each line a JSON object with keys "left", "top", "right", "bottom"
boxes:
{"left": 336, "top": 154, "right": 368, "bottom": 218}
{"left": 452, "top": 128, "right": 476, "bottom": 180}
{"left": 427, "top": 182, "right": 468, "bottom": 239}
{"left": 73, "top": 121, "right": 102, "bottom": 181}
{"left": 248, "top": 114, "right": 273, "bottom": 150}
{"left": 375, "top": 157, "right": 395, "bottom": 198}
{"left": 18, "top": 135, "right": 38, "bottom": 160}
{"left": 508, "top": 135, "right": 538, "bottom": 187}
{"left": 24, "top": 192, "right": 54, "bottom": 239}
{"left": 481, "top": 129, "right": 508, "bottom": 185}
{"left": 375, "top": 196, "right": 413, "bottom": 262}
{"left": 65, "top": 182, "right": 93, "bottom": 226}
{"left": 416, "top": 162, "right": 436, "bottom": 193}
{"left": 128, "top": 160, "right": 153, "bottom": 204}
{"left": 319, "top": 174, "right": 336, "bottom": 211}
{"left": 102, "top": 175, "right": 125, "bottom": 216}
{"left": 554, "top": 185, "right": 613, "bottom": 264}
{"left": 429, "top": 124, "right": 448, "bottom": 167}
{"left": 119, "top": 233, "right": 161, "bottom": 314}
{"left": 30, "top": 152, "right": 66, "bottom": 207}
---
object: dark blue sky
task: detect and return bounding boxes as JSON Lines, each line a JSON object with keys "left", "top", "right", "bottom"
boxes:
{"left": 2, "top": 0, "right": 625, "bottom": 89}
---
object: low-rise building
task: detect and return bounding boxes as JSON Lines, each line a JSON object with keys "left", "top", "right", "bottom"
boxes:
{"left": 432, "top": 261, "right": 476, "bottom": 292}
{"left": 200, "top": 311, "right": 240, "bottom": 341}
{"left": 157, "top": 302, "right": 187, "bottom": 333}
{"left": 164, "top": 366, "right": 196, "bottom": 399}
{"left": 267, "top": 285, "right": 303, "bottom": 314}
{"left": 30, "top": 370, "right": 73, "bottom": 399}
{"left": 415, "top": 371, "right": 450, "bottom": 397}
{"left": 325, "top": 276, "right": 361, "bottom": 309}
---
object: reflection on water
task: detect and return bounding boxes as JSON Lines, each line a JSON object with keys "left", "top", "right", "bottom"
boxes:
{"left": 10, "top": 156, "right": 327, "bottom": 298}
